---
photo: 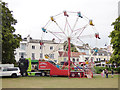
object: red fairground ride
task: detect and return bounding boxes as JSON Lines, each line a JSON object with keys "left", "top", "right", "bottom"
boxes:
{"left": 40, "top": 11, "right": 100, "bottom": 78}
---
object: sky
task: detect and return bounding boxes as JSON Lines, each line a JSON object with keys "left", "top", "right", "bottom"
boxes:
{"left": 3, "top": 0, "right": 120, "bottom": 48}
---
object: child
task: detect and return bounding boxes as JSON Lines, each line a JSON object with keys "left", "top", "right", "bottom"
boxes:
{"left": 101, "top": 71, "right": 103, "bottom": 77}
{"left": 102, "top": 70, "right": 105, "bottom": 77}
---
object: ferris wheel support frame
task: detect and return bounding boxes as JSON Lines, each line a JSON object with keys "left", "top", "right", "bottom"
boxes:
{"left": 68, "top": 37, "right": 71, "bottom": 78}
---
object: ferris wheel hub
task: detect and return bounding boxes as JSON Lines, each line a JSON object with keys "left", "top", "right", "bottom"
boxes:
{"left": 68, "top": 37, "right": 71, "bottom": 39}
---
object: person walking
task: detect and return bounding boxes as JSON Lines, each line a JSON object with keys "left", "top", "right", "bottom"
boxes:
{"left": 105, "top": 69, "right": 108, "bottom": 78}
{"left": 111, "top": 69, "right": 114, "bottom": 78}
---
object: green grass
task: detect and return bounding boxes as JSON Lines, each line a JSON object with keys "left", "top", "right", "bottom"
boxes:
{"left": 1, "top": 75, "right": 119, "bottom": 88}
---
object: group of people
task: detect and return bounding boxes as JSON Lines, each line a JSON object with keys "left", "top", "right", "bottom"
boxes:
{"left": 101, "top": 69, "right": 114, "bottom": 78}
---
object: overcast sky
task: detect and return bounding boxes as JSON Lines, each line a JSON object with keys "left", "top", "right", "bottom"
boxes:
{"left": 3, "top": 0, "right": 119, "bottom": 48}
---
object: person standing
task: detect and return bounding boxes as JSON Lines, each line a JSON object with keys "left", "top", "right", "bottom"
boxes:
{"left": 101, "top": 71, "right": 103, "bottom": 77}
{"left": 111, "top": 69, "right": 114, "bottom": 78}
{"left": 102, "top": 70, "right": 105, "bottom": 77}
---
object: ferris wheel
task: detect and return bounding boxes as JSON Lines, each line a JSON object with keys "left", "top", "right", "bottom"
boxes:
{"left": 41, "top": 11, "right": 100, "bottom": 45}
{"left": 40, "top": 11, "right": 100, "bottom": 77}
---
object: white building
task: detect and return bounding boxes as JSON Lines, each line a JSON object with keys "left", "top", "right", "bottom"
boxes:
{"left": 92, "top": 48, "right": 112, "bottom": 67}
{"left": 76, "top": 45, "right": 112, "bottom": 67}
{"left": 76, "top": 46, "right": 89, "bottom": 55}
{"left": 15, "top": 35, "right": 64, "bottom": 63}
{"left": 58, "top": 51, "right": 87, "bottom": 64}
{"left": 15, "top": 40, "right": 27, "bottom": 61}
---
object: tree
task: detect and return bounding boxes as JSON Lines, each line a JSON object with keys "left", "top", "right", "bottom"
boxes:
{"left": 109, "top": 16, "right": 120, "bottom": 66}
{"left": 1, "top": 2, "right": 22, "bottom": 64}
{"left": 63, "top": 41, "right": 78, "bottom": 52}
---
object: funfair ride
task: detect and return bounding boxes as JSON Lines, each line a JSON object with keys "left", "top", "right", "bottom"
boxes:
{"left": 41, "top": 11, "right": 100, "bottom": 78}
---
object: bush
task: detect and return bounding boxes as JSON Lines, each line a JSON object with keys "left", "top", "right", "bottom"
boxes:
{"left": 116, "top": 67, "right": 120, "bottom": 73}
{"left": 14, "top": 62, "right": 19, "bottom": 67}
{"left": 108, "top": 71, "right": 118, "bottom": 74}
{"left": 94, "top": 66, "right": 120, "bottom": 74}
{"left": 94, "top": 67, "right": 106, "bottom": 74}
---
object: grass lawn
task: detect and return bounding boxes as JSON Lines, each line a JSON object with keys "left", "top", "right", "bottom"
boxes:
{"left": 1, "top": 74, "right": 119, "bottom": 88}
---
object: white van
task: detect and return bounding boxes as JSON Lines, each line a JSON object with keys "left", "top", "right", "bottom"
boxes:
{"left": 0, "top": 67, "right": 21, "bottom": 78}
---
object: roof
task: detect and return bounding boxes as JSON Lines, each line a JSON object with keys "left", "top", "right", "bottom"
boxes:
{"left": 22, "top": 38, "right": 62, "bottom": 44}
{"left": 58, "top": 51, "right": 86, "bottom": 57}
{"left": 22, "top": 35, "right": 63, "bottom": 44}
{"left": 77, "top": 46, "right": 89, "bottom": 50}
{"left": 92, "top": 49, "right": 112, "bottom": 56}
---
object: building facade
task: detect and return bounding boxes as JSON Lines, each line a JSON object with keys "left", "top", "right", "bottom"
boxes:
{"left": 76, "top": 45, "right": 112, "bottom": 67}
{"left": 58, "top": 51, "right": 86, "bottom": 64}
{"left": 15, "top": 35, "right": 113, "bottom": 67}
{"left": 15, "top": 35, "right": 64, "bottom": 63}
{"left": 92, "top": 49, "right": 112, "bottom": 67}
{"left": 76, "top": 46, "right": 89, "bottom": 55}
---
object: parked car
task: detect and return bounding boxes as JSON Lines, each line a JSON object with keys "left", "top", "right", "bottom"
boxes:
{"left": 0, "top": 67, "right": 21, "bottom": 78}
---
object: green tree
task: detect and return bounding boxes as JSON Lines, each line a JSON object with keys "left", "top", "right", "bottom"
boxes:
{"left": 1, "top": 2, "right": 22, "bottom": 64}
{"left": 63, "top": 41, "right": 78, "bottom": 52}
{"left": 109, "top": 16, "right": 120, "bottom": 67}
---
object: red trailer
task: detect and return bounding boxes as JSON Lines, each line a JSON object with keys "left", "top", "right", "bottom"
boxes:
{"left": 38, "top": 60, "right": 86, "bottom": 78}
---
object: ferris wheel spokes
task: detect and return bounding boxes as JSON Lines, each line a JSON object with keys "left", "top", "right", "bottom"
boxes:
{"left": 54, "top": 21, "right": 68, "bottom": 37}
{"left": 71, "top": 24, "right": 88, "bottom": 39}
{"left": 71, "top": 17, "right": 79, "bottom": 31}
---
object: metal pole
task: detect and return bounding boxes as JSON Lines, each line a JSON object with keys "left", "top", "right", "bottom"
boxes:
{"left": 68, "top": 37, "right": 71, "bottom": 78}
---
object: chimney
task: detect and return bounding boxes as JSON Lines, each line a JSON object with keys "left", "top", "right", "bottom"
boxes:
{"left": 27, "top": 35, "right": 30, "bottom": 42}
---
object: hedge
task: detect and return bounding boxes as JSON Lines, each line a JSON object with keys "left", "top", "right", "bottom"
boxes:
{"left": 94, "top": 66, "right": 120, "bottom": 74}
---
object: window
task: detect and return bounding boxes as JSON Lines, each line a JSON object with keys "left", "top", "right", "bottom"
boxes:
{"left": 40, "top": 53, "right": 43, "bottom": 59}
{"left": 73, "top": 58, "right": 75, "bottom": 62}
{"left": 77, "top": 58, "right": 79, "bottom": 62}
{"left": 32, "top": 53, "right": 35, "bottom": 59}
{"left": 96, "top": 64, "right": 101, "bottom": 66}
{"left": 20, "top": 43, "right": 26, "bottom": 50}
{"left": 40, "top": 46, "right": 42, "bottom": 49}
{"left": 7, "top": 68, "right": 18, "bottom": 71}
{"left": 32, "top": 46, "right": 35, "bottom": 49}
{"left": 99, "top": 58, "right": 101, "bottom": 61}
{"left": 96, "top": 58, "right": 98, "bottom": 61}
{"left": 94, "top": 53, "right": 97, "bottom": 56}
{"left": 50, "top": 46, "right": 53, "bottom": 50}
{"left": 49, "top": 54, "right": 54, "bottom": 59}
{"left": 3, "top": 68, "right": 7, "bottom": 71}
{"left": 104, "top": 58, "right": 106, "bottom": 61}
{"left": 104, "top": 53, "right": 107, "bottom": 56}
{"left": 21, "top": 53, "right": 24, "bottom": 58}
{"left": 99, "top": 53, "right": 102, "bottom": 56}
{"left": 19, "top": 52, "right": 25, "bottom": 58}
{"left": 64, "top": 58, "right": 66, "bottom": 61}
